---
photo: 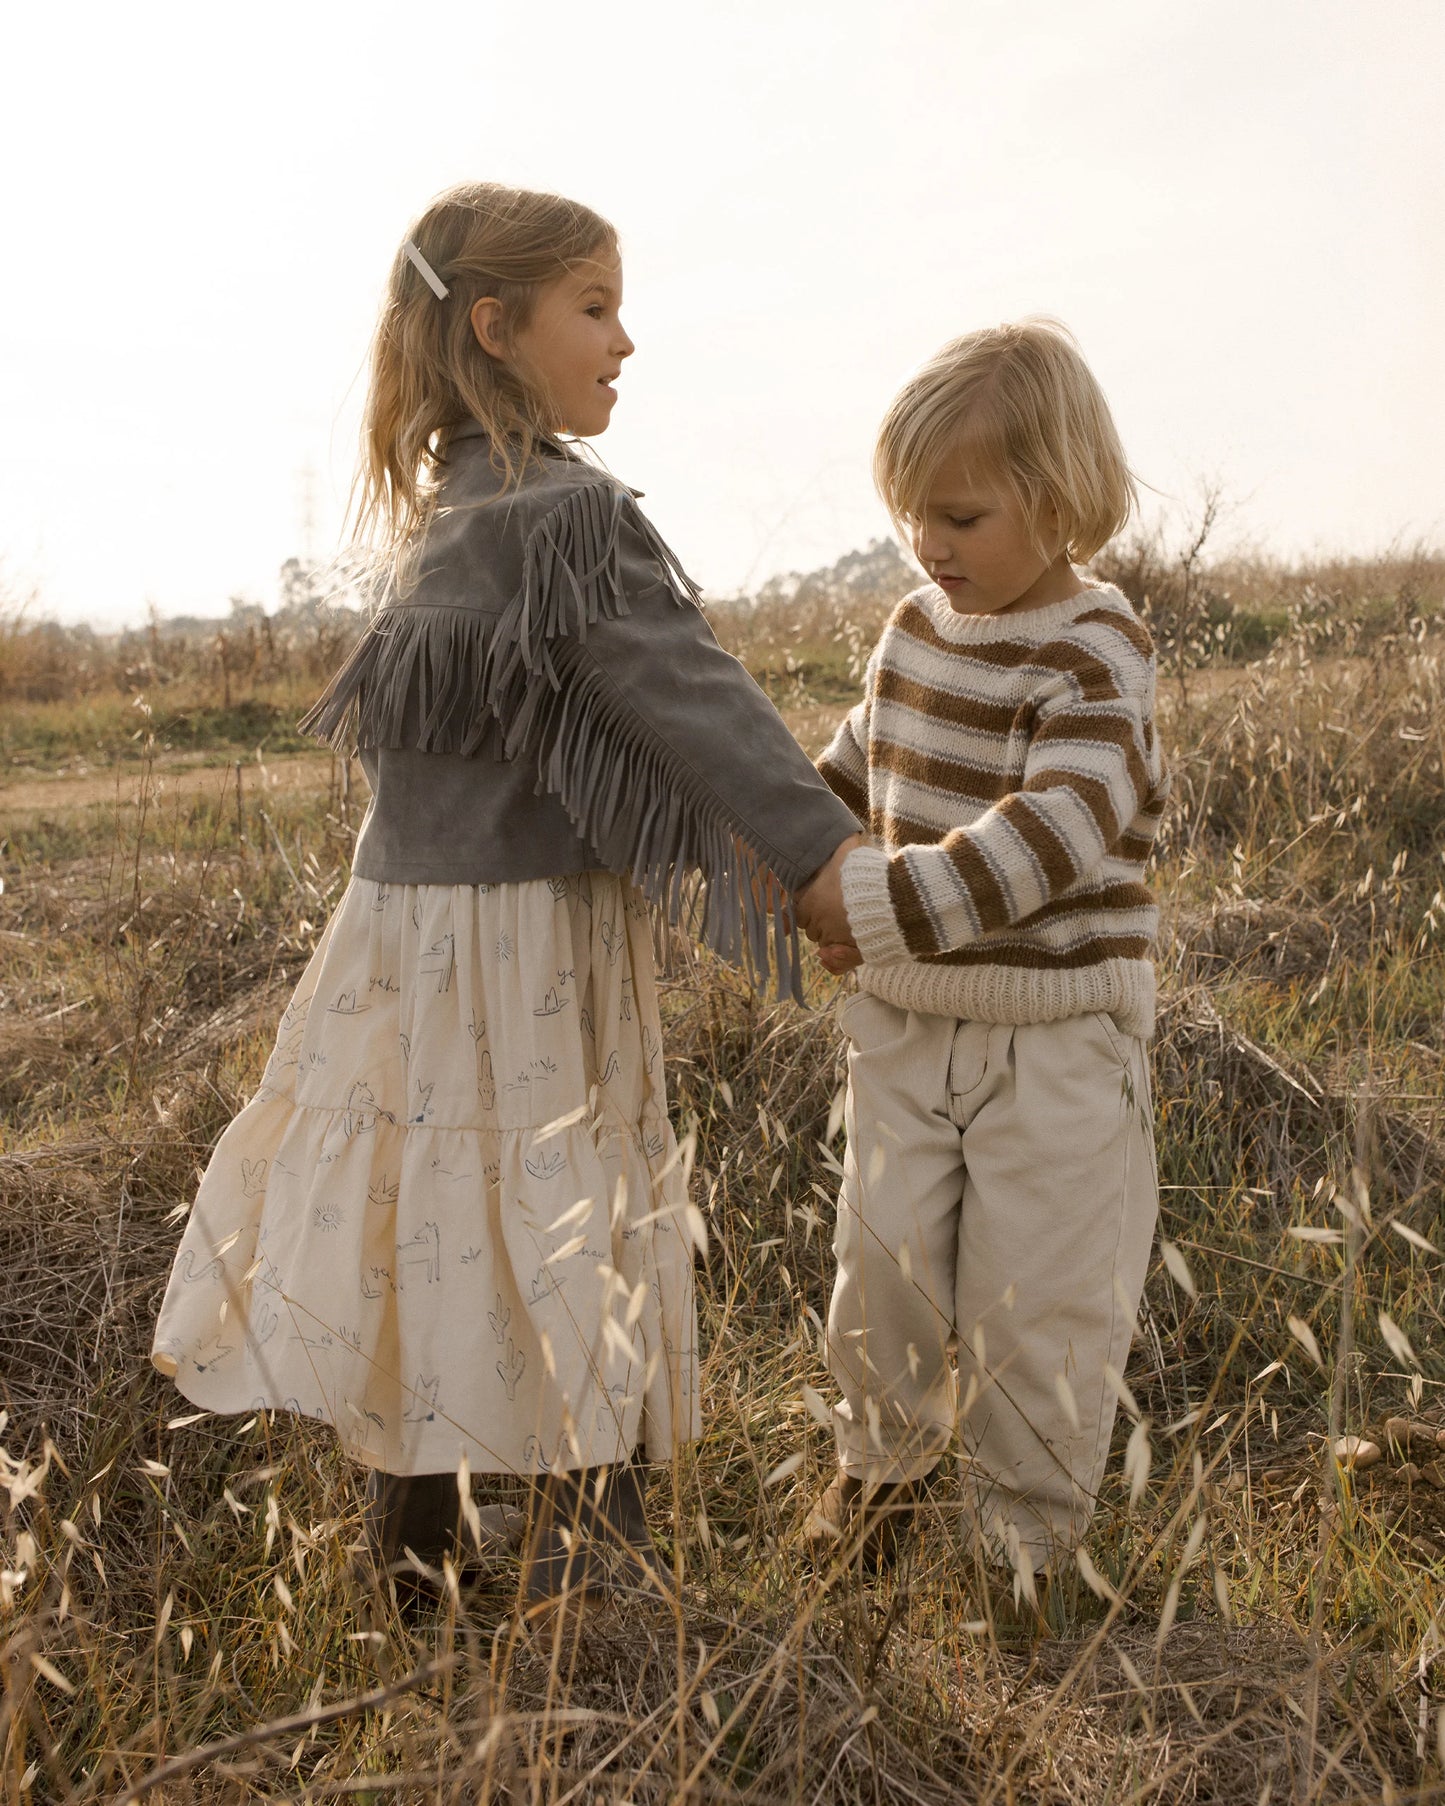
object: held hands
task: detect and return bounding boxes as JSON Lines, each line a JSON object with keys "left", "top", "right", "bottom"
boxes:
{"left": 794, "top": 834, "right": 865, "bottom": 967}
{"left": 816, "top": 940, "right": 863, "bottom": 975}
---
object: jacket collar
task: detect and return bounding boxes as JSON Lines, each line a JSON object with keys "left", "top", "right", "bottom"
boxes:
{"left": 444, "top": 418, "right": 641, "bottom": 495}
{"left": 447, "top": 417, "right": 572, "bottom": 459}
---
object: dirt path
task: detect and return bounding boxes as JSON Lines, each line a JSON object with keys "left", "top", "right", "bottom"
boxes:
{"left": 1, "top": 665, "right": 1246, "bottom": 819}
{"left": 0, "top": 698, "right": 863, "bottom": 816}
{"left": 1, "top": 750, "right": 354, "bottom": 817}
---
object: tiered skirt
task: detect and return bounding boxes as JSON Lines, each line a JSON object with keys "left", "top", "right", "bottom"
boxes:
{"left": 152, "top": 873, "right": 699, "bottom": 1476}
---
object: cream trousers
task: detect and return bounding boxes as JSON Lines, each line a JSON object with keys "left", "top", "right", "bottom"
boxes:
{"left": 826, "top": 993, "right": 1159, "bottom": 1564}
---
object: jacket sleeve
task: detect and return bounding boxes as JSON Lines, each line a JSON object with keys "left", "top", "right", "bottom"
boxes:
{"left": 840, "top": 635, "right": 1157, "bottom": 965}
{"left": 481, "top": 478, "right": 861, "bottom": 997}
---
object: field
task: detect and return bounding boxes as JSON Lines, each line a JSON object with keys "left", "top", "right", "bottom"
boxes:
{"left": 2, "top": 542, "right": 1445, "bottom": 1802}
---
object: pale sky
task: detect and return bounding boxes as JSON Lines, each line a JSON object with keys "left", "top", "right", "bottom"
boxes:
{"left": 2, "top": 0, "right": 1441, "bottom": 627}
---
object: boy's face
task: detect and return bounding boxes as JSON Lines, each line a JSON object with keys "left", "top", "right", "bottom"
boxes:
{"left": 909, "top": 454, "right": 1078, "bottom": 616}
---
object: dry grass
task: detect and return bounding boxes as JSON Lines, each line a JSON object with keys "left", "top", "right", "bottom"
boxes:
{"left": 2, "top": 553, "right": 1445, "bottom": 1801}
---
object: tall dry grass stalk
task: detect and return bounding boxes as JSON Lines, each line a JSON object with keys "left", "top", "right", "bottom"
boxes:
{"left": 1, "top": 550, "right": 1444, "bottom": 1799}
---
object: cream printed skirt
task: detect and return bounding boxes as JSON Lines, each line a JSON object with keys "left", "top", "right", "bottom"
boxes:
{"left": 152, "top": 874, "right": 700, "bottom": 1476}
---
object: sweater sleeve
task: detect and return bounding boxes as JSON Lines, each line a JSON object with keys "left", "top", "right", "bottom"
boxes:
{"left": 840, "top": 632, "right": 1156, "bottom": 965}
{"left": 815, "top": 670, "right": 873, "bottom": 824}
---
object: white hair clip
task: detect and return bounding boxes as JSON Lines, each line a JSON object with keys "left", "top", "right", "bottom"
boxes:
{"left": 403, "top": 240, "right": 449, "bottom": 300}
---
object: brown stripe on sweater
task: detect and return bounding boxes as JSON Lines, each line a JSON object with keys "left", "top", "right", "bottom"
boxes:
{"left": 1036, "top": 700, "right": 1142, "bottom": 740}
{"left": 1076, "top": 606, "right": 1154, "bottom": 662}
{"left": 1022, "top": 767, "right": 1119, "bottom": 847}
{"left": 885, "top": 806, "right": 988, "bottom": 849}
{"left": 915, "top": 933, "right": 1153, "bottom": 970}
{"left": 887, "top": 855, "right": 946, "bottom": 957}
{"left": 938, "top": 829, "right": 1011, "bottom": 935}
{"left": 962, "top": 634, "right": 1132, "bottom": 701}
{"left": 1021, "top": 881, "right": 1155, "bottom": 926}
{"left": 997, "top": 628, "right": 1141, "bottom": 697}
{"left": 893, "top": 607, "right": 1050, "bottom": 674}
{"left": 872, "top": 735, "right": 1011, "bottom": 801}
{"left": 998, "top": 792, "right": 1081, "bottom": 894}
{"left": 886, "top": 759, "right": 1153, "bottom": 869}
{"left": 895, "top": 606, "right": 1146, "bottom": 702}
{"left": 875, "top": 664, "right": 1021, "bottom": 736}
{"left": 817, "top": 757, "right": 869, "bottom": 821}
{"left": 890, "top": 596, "right": 932, "bottom": 639}
{"left": 1030, "top": 709, "right": 1149, "bottom": 801}
{"left": 1057, "top": 640, "right": 1145, "bottom": 700}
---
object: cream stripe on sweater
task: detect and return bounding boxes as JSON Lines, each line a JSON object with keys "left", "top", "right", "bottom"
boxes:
{"left": 817, "top": 582, "right": 1170, "bottom": 1036}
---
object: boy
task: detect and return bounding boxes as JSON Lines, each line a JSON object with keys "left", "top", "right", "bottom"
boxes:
{"left": 794, "top": 320, "right": 1168, "bottom": 1592}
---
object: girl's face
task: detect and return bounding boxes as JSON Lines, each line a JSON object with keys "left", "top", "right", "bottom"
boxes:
{"left": 910, "top": 452, "right": 1080, "bottom": 616}
{"left": 492, "top": 255, "right": 634, "bottom": 439}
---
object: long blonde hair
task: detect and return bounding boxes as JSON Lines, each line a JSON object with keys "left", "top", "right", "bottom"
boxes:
{"left": 353, "top": 181, "right": 618, "bottom": 572}
{"left": 874, "top": 318, "right": 1136, "bottom": 563}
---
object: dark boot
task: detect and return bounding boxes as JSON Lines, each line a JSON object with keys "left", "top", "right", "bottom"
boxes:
{"left": 521, "top": 1462, "right": 661, "bottom": 1604}
{"left": 359, "top": 1471, "right": 522, "bottom": 1606}
{"left": 363, "top": 1471, "right": 455, "bottom": 1571}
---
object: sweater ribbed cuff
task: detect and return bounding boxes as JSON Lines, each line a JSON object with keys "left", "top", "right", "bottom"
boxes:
{"left": 841, "top": 847, "right": 912, "bottom": 965}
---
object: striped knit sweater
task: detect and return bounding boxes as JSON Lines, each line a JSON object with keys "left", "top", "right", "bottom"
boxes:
{"left": 817, "top": 581, "right": 1169, "bottom": 1037}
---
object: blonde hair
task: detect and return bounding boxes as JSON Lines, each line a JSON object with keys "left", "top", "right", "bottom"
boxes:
{"left": 874, "top": 318, "right": 1136, "bottom": 563}
{"left": 353, "top": 180, "right": 618, "bottom": 569}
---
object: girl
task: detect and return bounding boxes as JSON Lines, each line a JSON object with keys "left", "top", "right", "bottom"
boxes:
{"left": 151, "top": 181, "right": 862, "bottom": 1607}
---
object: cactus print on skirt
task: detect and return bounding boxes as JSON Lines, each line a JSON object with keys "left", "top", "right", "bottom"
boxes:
{"left": 152, "top": 874, "right": 699, "bottom": 1475}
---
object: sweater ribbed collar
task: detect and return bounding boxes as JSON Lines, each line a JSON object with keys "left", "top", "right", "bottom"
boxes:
{"left": 913, "top": 580, "right": 1130, "bottom": 643}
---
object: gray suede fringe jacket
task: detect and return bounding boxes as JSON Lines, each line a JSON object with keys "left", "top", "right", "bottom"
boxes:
{"left": 301, "top": 421, "right": 860, "bottom": 1000}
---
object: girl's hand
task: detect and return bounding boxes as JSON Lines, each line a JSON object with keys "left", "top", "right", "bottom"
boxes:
{"left": 816, "top": 941, "right": 862, "bottom": 975}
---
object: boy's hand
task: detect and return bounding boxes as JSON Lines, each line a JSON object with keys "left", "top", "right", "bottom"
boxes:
{"left": 794, "top": 834, "right": 864, "bottom": 946}
{"left": 816, "top": 941, "right": 862, "bottom": 974}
